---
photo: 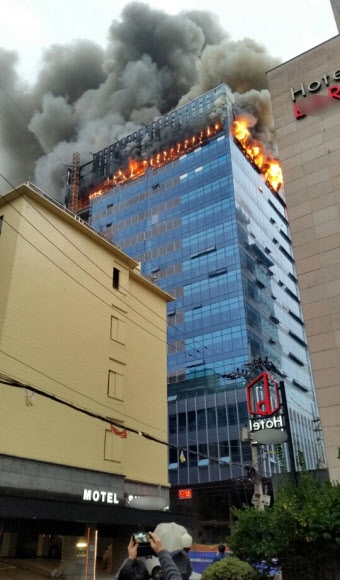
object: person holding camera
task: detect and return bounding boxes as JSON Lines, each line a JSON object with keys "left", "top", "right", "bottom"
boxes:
{"left": 114, "top": 532, "right": 182, "bottom": 580}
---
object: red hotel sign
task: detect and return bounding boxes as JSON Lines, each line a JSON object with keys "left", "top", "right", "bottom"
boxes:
{"left": 246, "top": 372, "right": 280, "bottom": 417}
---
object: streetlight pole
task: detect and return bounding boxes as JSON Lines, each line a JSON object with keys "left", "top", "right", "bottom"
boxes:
{"left": 224, "top": 358, "right": 299, "bottom": 493}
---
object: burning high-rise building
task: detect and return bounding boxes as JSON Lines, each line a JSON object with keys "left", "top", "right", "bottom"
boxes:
{"left": 67, "top": 84, "right": 323, "bottom": 516}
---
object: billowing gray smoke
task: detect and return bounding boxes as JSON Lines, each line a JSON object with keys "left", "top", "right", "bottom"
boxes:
{"left": 0, "top": 2, "right": 280, "bottom": 201}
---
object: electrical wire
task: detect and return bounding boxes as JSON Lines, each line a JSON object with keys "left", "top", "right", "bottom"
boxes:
{"left": 0, "top": 347, "right": 250, "bottom": 463}
{"left": 0, "top": 183, "right": 315, "bottom": 469}
{"left": 0, "top": 347, "right": 167, "bottom": 435}
{"left": 0, "top": 175, "right": 224, "bottom": 365}
{"left": 0, "top": 176, "right": 166, "bottom": 337}
{"left": 1, "top": 176, "right": 302, "bottom": 380}
{"left": 1, "top": 205, "right": 237, "bottom": 372}
{"left": 0, "top": 369, "right": 250, "bottom": 471}
{"left": 1, "top": 215, "right": 167, "bottom": 347}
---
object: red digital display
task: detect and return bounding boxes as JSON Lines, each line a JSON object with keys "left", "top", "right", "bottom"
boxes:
{"left": 178, "top": 489, "right": 192, "bottom": 500}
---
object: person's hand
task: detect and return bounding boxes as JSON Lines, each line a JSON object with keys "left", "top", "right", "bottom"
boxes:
{"left": 127, "top": 536, "right": 138, "bottom": 560}
{"left": 149, "top": 532, "right": 164, "bottom": 555}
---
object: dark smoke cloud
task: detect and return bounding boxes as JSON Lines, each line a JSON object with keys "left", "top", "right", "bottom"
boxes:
{"left": 0, "top": 2, "right": 281, "bottom": 200}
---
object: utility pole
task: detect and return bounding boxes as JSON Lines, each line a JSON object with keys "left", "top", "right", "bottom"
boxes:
{"left": 279, "top": 381, "right": 297, "bottom": 484}
{"left": 224, "top": 357, "right": 298, "bottom": 505}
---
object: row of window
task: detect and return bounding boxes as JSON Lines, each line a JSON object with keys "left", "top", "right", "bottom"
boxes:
{"left": 169, "top": 402, "right": 249, "bottom": 434}
{"left": 168, "top": 440, "right": 252, "bottom": 467}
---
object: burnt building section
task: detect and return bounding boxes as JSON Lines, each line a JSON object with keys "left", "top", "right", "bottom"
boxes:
{"left": 66, "top": 84, "right": 232, "bottom": 221}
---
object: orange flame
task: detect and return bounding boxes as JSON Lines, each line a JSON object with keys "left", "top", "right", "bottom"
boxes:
{"left": 88, "top": 123, "right": 222, "bottom": 200}
{"left": 232, "top": 116, "right": 283, "bottom": 193}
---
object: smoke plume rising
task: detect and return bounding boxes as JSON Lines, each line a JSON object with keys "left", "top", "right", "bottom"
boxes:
{"left": 0, "top": 2, "right": 280, "bottom": 201}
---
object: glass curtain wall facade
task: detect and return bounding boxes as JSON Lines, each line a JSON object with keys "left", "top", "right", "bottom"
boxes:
{"left": 88, "top": 85, "right": 321, "bottom": 485}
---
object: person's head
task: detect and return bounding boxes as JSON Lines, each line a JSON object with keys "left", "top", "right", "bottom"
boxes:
{"left": 218, "top": 544, "right": 225, "bottom": 554}
{"left": 180, "top": 532, "right": 193, "bottom": 553}
{"left": 118, "top": 559, "right": 149, "bottom": 580}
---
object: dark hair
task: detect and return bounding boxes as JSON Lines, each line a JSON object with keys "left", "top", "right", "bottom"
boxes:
{"left": 218, "top": 544, "right": 225, "bottom": 554}
{"left": 118, "top": 559, "right": 149, "bottom": 580}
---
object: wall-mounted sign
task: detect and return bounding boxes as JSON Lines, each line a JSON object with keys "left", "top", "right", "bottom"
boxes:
{"left": 83, "top": 489, "right": 119, "bottom": 504}
{"left": 290, "top": 68, "right": 340, "bottom": 119}
{"left": 178, "top": 489, "right": 192, "bottom": 500}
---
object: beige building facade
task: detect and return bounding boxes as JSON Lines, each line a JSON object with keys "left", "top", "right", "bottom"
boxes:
{"left": 0, "top": 183, "right": 187, "bottom": 573}
{"left": 332, "top": 0, "right": 340, "bottom": 29}
{"left": 267, "top": 2, "right": 340, "bottom": 481}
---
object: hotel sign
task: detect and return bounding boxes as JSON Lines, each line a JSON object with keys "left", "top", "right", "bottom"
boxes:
{"left": 291, "top": 68, "right": 340, "bottom": 119}
{"left": 246, "top": 372, "right": 287, "bottom": 444}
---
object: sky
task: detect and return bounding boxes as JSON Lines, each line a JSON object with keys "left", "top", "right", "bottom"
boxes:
{"left": 1, "top": 0, "right": 338, "bottom": 84}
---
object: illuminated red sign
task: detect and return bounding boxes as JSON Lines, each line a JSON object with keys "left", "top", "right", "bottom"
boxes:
{"left": 178, "top": 489, "right": 192, "bottom": 500}
{"left": 246, "top": 372, "right": 280, "bottom": 417}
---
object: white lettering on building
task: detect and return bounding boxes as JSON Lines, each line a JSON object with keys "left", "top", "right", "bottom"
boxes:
{"left": 290, "top": 69, "right": 340, "bottom": 101}
{"left": 83, "top": 489, "right": 119, "bottom": 504}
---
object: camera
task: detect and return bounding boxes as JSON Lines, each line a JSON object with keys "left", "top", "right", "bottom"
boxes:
{"left": 133, "top": 531, "right": 154, "bottom": 557}
{"left": 133, "top": 532, "right": 150, "bottom": 544}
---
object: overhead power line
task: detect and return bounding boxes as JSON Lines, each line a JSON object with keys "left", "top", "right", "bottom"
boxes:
{"left": 0, "top": 174, "right": 221, "bottom": 365}
{"left": 0, "top": 370, "right": 249, "bottom": 472}
{"left": 0, "top": 347, "right": 248, "bottom": 464}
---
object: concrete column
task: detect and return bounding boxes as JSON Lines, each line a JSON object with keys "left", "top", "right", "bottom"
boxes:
{"left": 62, "top": 526, "right": 98, "bottom": 580}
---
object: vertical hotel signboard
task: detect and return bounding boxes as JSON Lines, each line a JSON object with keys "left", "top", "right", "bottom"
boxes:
{"left": 246, "top": 372, "right": 287, "bottom": 444}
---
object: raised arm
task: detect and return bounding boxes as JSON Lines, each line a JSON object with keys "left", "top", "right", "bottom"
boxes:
{"left": 149, "top": 532, "right": 183, "bottom": 580}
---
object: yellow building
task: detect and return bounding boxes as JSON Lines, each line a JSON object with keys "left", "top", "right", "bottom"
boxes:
{"left": 0, "top": 182, "right": 186, "bottom": 573}
{"left": 267, "top": 0, "right": 340, "bottom": 481}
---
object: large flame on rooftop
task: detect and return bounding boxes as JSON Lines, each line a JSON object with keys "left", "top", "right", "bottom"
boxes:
{"left": 232, "top": 116, "right": 283, "bottom": 194}
{"left": 87, "top": 124, "right": 222, "bottom": 201}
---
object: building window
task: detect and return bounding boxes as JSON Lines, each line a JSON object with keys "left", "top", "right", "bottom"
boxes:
{"left": 285, "top": 287, "right": 300, "bottom": 302}
{"left": 0, "top": 215, "right": 3, "bottom": 234}
{"left": 110, "top": 315, "right": 126, "bottom": 344}
{"left": 279, "top": 245, "right": 294, "bottom": 263}
{"left": 288, "top": 330, "right": 307, "bottom": 347}
{"left": 108, "top": 370, "right": 125, "bottom": 401}
{"left": 198, "top": 443, "right": 208, "bottom": 466}
{"left": 178, "top": 413, "right": 186, "bottom": 432}
{"left": 219, "top": 441, "right": 230, "bottom": 463}
{"left": 113, "top": 267, "right": 120, "bottom": 289}
{"left": 169, "top": 414, "right": 177, "bottom": 434}
{"left": 228, "top": 404, "right": 237, "bottom": 425}
{"left": 188, "top": 411, "right": 196, "bottom": 432}
{"left": 217, "top": 407, "right": 227, "bottom": 427}
{"left": 288, "top": 352, "right": 305, "bottom": 367}
{"left": 292, "top": 379, "right": 308, "bottom": 392}
{"left": 288, "top": 310, "right": 304, "bottom": 325}
{"left": 104, "top": 429, "right": 122, "bottom": 463}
